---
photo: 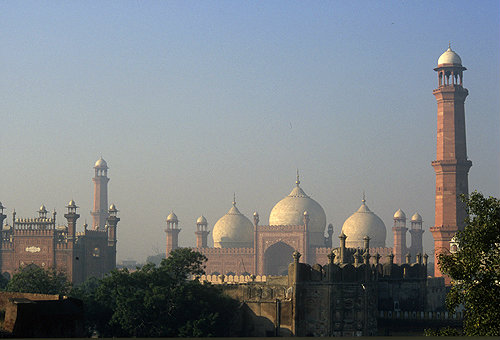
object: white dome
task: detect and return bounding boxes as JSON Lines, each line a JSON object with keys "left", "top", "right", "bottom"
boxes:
{"left": 341, "top": 200, "right": 387, "bottom": 248}
{"left": 437, "top": 47, "right": 462, "bottom": 66}
{"left": 393, "top": 209, "right": 406, "bottom": 220}
{"left": 197, "top": 215, "right": 207, "bottom": 224}
{"left": 411, "top": 212, "right": 422, "bottom": 222}
{"left": 212, "top": 202, "right": 253, "bottom": 248}
{"left": 94, "top": 157, "right": 108, "bottom": 168}
{"left": 269, "top": 180, "right": 326, "bottom": 246}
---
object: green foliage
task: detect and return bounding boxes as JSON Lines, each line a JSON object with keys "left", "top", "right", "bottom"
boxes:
{"left": 146, "top": 252, "right": 165, "bottom": 266}
{"left": 86, "top": 248, "right": 238, "bottom": 337}
{"left": 6, "top": 264, "right": 71, "bottom": 295}
{"left": 0, "top": 275, "right": 9, "bottom": 290}
{"left": 424, "top": 326, "right": 462, "bottom": 336}
{"left": 70, "top": 276, "right": 113, "bottom": 337}
{"left": 437, "top": 191, "right": 500, "bottom": 336}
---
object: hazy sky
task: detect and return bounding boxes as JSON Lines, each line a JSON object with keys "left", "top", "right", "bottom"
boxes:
{"left": 1, "top": 1, "right": 499, "bottom": 262}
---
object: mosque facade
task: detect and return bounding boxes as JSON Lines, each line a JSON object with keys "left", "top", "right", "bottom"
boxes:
{"left": 166, "top": 174, "right": 424, "bottom": 276}
{"left": 165, "top": 47, "right": 469, "bottom": 278}
{"left": 0, "top": 158, "right": 119, "bottom": 284}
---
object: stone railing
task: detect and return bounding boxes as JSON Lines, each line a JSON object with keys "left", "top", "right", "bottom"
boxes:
{"left": 379, "top": 310, "right": 463, "bottom": 320}
{"left": 194, "top": 274, "right": 267, "bottom": 284}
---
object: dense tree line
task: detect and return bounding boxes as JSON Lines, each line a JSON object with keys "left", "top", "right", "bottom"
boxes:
{"left": 4, "top": 249, "right": 239, "bottom": 337}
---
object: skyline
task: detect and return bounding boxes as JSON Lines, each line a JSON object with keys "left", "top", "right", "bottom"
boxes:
{"left": 1, "top": 1, "right": 499, "bottom": 261}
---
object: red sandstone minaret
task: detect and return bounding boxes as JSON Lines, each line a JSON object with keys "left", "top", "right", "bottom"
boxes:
{"left": 165, "top": 212, "right": 180, "bottom": 256}
{"left": 195, "top": 215, "right": 209, "bottom": 248}
{"left": 91, "top": 157, "right": 109, "bottom": 230}
{"left": 430, "top": 45, "right": 472, "bottom": 283}
{"left": 392, "top": 209, "right": 407, "bottom": 264}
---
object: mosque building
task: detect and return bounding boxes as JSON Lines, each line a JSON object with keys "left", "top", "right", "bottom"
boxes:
{"left": 165, "top": 172, "right": 424, "bottom": 276}
{"left": 0, "top": 158, "right": 120, "bottom": 284}
{"left": 166, "top": 46, "right": 471, "bottom": 280}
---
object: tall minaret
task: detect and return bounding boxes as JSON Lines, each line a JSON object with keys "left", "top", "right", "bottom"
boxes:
{"left": 430, "top": 45, "right": 472, "bottom": 282}
{"left": 91, "top": 157, "right": 109, "bottom": 230}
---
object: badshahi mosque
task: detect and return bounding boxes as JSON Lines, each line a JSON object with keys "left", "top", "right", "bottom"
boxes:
{"left": 166, "top": 45, "right": 470, "bottom": 281}
{"left": 165, "top": 172, "right": 424, "bottom": 276}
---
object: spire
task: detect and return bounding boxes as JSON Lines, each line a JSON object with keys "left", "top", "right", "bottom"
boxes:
{"left": 233, "top": 192, "right": 236, "bottom": 206}
{"left": 362, "top": 191, "right": 366, "bottom": 204}
{"left": 296, "top": 169, "right": 300, "bottom": 186}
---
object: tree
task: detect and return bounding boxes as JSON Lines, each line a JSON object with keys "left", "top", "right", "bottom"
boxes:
{"left": 70, "top": 276, "right": 113, "bottom": 337}
{"left": 6, "top": 264, "right": 71, "bottom": 295}
{"left": 93, "top": 248, "right": 239, "bottom": 337}
{"left": 146, "top": 252, "right": 165, "bottom": 266}
{"left": 437, "top": 191, "right": 500, "bottom": 336}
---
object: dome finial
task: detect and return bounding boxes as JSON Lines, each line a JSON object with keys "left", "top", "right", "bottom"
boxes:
{"left": 362, "top": 190, "right": 366, "bottom": 204}
{"left": 233, "top": 192, "right": 236, "bottom": 207}
{"left": 449, "top": 41, "right": 451, "bottom": 49}
{"left": 296, "top": 169, "right": 300, "bottom": 186}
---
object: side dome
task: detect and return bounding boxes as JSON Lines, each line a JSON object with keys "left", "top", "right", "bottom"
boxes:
{"left": 341, "top": 199, "right": 387, "bottom": 248}
{"left": 269, "top": 177, "right": 326, "bottom": 246}
{"left": 94, "top": 157, "right": 108, "bottom": 169}
{"left": 393, "top": 209, "right": 406, "bottom": 220}
{"left": 437, "top": 46, "right": 462, "bottom": 66}
{"left": 411, "top": 212, "right": 422, "bottom": 222}
{"left": 166, "top": 212, "right": 178, "bottom": 223}
{"left": 212, "top": 201, "right": 253, "bottom": 248}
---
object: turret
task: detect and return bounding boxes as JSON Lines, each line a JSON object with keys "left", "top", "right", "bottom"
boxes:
{"left": 392, "top": 209, "right": 407, "bottom": 264}
{"left": 409, "top": 213, "right": 424, "bottom": 258}
{"left": 195, "top": 215, "right": 209, "bottom": 248}
{"left": 325, "top": 223, "right": 334, "bottom": 247}
{"left": 64, "top": 200, "right": 80, "bottom": 244}
{"left": 165, "top": 212, "right": 180, "bottom": 256}
{"left": 91, "top": 157, "right": 110, "bottom": 230}
{"left": 107, "top": 204, "right": 120, "bottom": 246}
{"left": 0, "top": 202, "right": 6, "bottom": 250}
{"left": 339, "top": 232, "right": 347, "bottom": 264}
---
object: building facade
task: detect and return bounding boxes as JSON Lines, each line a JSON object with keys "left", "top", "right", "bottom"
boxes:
{"left": 430, "top": 46, "right": 472, "bottom": 283}
{"left": 209, "top": 241, "right": 451, "bottom": 337}
{"left": 166, "top": 175, "right": 424, "bottom": 276}
{"left": 0, "top": 158, "right": 119, "bottom": 284}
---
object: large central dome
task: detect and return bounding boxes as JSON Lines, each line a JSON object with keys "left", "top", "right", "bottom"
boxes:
{"left": 212, "top": 200, "right": 254, "bottom": 248}
{"left": 269, "top": 176, "right": 326, "bottom": 246}
{"left": 341, "top": 199, "right": 386, "bottom": 248}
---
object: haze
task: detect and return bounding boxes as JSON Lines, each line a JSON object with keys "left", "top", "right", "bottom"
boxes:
{"left": 1, "top": 1, "right": 499, "bottom": 262}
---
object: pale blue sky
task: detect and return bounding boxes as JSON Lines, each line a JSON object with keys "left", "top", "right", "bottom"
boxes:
{"left": 1, "top": 1, "right": 499, "bottom": 261}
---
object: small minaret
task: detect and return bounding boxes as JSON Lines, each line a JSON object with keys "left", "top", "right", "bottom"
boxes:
{"left": 165, "top": 212, "right": 180, "bottom": 257}
{"left": 0, "top": 202, "right": 6, "bottom": 251}
{"left": 107, "top": 204, "right": 120, "bottom": 247}
{"left": 409, "top": 213, "right": 424, "bottom": 258}
{"left": 106, "top": 204, "right": 120, "bottom": 272}
{"left": 325, "top": 224, "right": 334, "bottom": 247}
{"left": 392, "top": 209, "right": 407, "bottom": 264}
{"left": 64, "top": 200, "right": 80, "bottom": 244}
{"left": 39, "top": 205, "right": 48, "bottom": 218}
{"left": 195, "top": 215, "right": 209, "bottom": 248}
{"left": 339, "top": 232, "right": 347, "bottom": 264}
{"left": 91, "top": 157, "right": 109, "bottom": 230}
{"left": 303, "top": 210, "right": 310, "bottom": 264}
